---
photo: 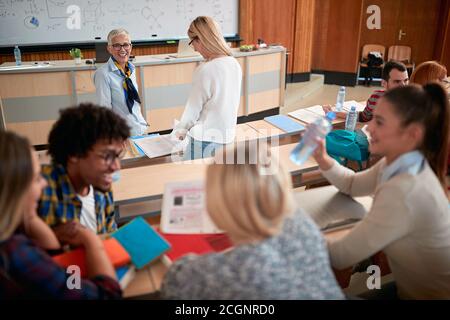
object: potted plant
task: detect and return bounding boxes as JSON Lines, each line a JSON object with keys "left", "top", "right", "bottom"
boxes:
{"left": 69, "top": 48, "right": 83, "bottom": 64}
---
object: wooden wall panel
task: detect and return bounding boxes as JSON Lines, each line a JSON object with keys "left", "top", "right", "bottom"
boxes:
{"left": 292, "top": 0, "right": 315, "bottom": 73}
{"left": 312, "top": 0, "right": 363, "bottom": 73}
{"left": 239, "top": 0, "right": 254, "bottom": 44}
{"left": 251, "top": 0, "right": 296, "bottom": 74}
{"left": 322, "top": 0, "right": 363, "bottom": 73}
{"left": 359, "top": 0, "right": 400, "bottom": 56}
{"left": 311, "top": 0, "right": 330, "bottom": 70}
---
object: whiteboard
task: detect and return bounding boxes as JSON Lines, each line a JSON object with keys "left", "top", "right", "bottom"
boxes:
{"left": 0, "top": 0, "right": 238, "bottom": 47}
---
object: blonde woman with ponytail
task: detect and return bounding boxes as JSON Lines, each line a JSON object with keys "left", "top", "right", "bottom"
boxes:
{"left": 173, "top": 16, "right": 242, "bottom": 160}
{"left": 313, "top": 83, "right": 450, "bottom": 299}
{"left": 161, "top": 142, "right": 344, "bottom": 300}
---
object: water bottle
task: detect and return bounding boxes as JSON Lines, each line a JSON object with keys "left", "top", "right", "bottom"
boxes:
{"left": 345, "top": 106, "right": 358, "bottom": 132}
{"left": 14, "top": 45, "right": 21, "bottom": 66}
{"left": 290, "top": 112, "right": 336, "bottom": 165}
{"left": 336, "top": 86, "right": 346, "bottom": 111}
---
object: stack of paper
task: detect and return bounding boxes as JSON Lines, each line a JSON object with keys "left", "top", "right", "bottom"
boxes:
{"left": 288, "top": 108, "right": 321, "bottom": 124}
{"left": 133, "top": 134, "right": 182, "bottom": 159}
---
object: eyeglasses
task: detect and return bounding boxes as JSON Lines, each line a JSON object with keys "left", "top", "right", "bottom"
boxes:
{"left": 95, "top": 149, "right": 126, "bottom": 166}
{"left": 188, "top": 37, "right": 198, "bottom": 47}
{"left": 111, "top": 43, "right": 131, "bottom": 51}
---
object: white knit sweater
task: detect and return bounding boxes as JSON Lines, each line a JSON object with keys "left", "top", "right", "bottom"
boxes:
{"left": 174, "top": 56, "right": 242, "bottom": 144}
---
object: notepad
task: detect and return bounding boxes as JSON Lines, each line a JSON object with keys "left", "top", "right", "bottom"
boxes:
{"left": 264, "top": 115, "right": 305, "bottom": 133}
{"left": 112, "top": 217, "right": 171, "bottom": 269}
{"left": 52, "top": 238, "right": 131, "bottom": 277}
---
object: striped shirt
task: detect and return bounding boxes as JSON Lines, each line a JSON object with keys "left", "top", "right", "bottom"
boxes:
{"left": 359, "top": 89, "right": 385, "bottom": 122}
{"left": 38, "top": 164, "right": 117, "bottom": 235}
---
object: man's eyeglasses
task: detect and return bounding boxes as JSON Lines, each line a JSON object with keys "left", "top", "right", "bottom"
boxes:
{"left": 95, "top": 149, "right": 126, "bottom": 166}
{"left": 111, "top": 43, "right": 131, "bottom": 51}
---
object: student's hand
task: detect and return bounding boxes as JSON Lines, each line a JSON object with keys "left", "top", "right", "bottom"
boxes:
{"left": 53, "top": 222, "right": 100, "bottom": 248}
{"left": 172, "top": 128, "right": 187, "bottom": 141}
{"left": 312, "top": 138, "right": 334, "bottom": 171}
{"left": 322, "top": 104, "right": 333, "bottom": 114}
{"left": 322, "top": 105, "right": 347, "bottom": 119}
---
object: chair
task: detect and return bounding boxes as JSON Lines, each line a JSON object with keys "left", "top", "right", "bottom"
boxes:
{"left": 387, "top": 45, "right": 415, "bottom": 73}
{"left": 357, "top": 44, "right": 386, "bottom": 85}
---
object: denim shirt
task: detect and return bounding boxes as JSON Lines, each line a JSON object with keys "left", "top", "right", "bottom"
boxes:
{"left": 93, "top": 57, "right": 148, "bottom": 136}
{"left": 379, "top": 150, "right": 425, "bottom": 185}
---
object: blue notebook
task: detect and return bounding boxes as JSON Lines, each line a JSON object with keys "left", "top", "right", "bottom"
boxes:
{"left": 264, "top": 115, "right": 305, "bottom": 133}
{"left": 112, "top": 217, "right": 171, "bottom": 269}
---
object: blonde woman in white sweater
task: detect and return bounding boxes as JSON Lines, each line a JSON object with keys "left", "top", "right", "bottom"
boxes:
{"left": 173, "top": 16, "right": 242, "bottom": 160}
{"left": 312, "top": 83, "right": 450, "bottom": 299}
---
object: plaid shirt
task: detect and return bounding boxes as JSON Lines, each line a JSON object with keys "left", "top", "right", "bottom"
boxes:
{"left": 0, "top": 234, "right": 121, "bottom": 299}
{"left": 38, "top": 164, "right": 117, "bottom": 234}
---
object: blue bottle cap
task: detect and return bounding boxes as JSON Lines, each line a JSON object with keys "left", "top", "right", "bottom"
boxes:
{"left": 326, "top": 112, "right": 336, "bottom": 121}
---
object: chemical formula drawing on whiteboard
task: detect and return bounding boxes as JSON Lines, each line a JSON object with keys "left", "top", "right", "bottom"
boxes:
{"left": 0, "top": 0, "right": 238, "bottom": 46}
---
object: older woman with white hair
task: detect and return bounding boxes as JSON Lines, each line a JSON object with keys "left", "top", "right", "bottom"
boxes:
{"left": 94, "top": 28, "right": 148, "bottom": 136}
{"left": 160, "top": 142, "right": 344, "bottom": 300}
{"left": 173, "top": 16, "right": 243, "bottom": 160}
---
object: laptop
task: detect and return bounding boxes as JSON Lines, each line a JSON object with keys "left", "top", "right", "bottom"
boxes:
{"left": 169, "top": 39, "right": 201, "bottom": 58}
{"left": 94, "top": 41, "right": 110, "bottom": 63}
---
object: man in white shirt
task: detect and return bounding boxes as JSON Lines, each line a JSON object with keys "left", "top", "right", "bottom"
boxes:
{"left": 94, "top": 28, "right": 148, "bottom": 136}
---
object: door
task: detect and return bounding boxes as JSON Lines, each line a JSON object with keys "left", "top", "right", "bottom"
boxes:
{"left": 396, "top": 0, "right": 441, "bottom": 64}
{"left": 359, "top": 0, "right": 442, "bottom": 64}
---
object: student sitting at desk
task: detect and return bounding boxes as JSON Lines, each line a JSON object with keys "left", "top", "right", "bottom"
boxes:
{"left": 313, "top": 84, "right": 450, "bottom": 299}
{"left": 38, "top": 103, "right": 130, "bottom": 235}
{"left": 94, "top": 28, "right": 148, "bottom": 136}
{"left": 160, "top": 142, "right": 344, "bottom": 299}
{"left": 410, "top": 61, "right": 448, "bottom": 86}
{"left": 323, "top": 61, "right": 409, "bottom": 122}
{"left": 0, "top": 131, "right": 121, "bottom": 299}
{"left": 172, "top": 16, "right": 242, "bottom": 160}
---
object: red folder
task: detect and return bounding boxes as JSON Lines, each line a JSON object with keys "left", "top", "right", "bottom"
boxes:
{"left": 52, "top": 238, "right": 131, "bottom": 277}
{"left": 158, "top": 231, "right": 233, "bottom": 262}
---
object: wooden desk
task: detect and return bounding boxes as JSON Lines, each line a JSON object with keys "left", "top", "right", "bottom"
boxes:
{"left": 113, "top": 142, "right": 319, "bottom": 220}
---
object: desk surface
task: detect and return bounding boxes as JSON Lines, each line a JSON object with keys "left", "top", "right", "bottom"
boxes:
{"left": 113, "top": 142, "right": 318, "bottom": 204}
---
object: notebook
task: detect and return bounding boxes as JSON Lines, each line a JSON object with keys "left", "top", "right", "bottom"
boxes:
{"left": 168, "top": 39, "right": 201, "bottom": 58}
{"left": 112, "top": 217, "right": 171, "bottom": 269}
{"left": 264, "top": 115, "right": 305, "bottom": 133}
{"left": 52, "top": 238, "right": 130, "bottom": 277}
{"left": 116, "top": 265, "right": 136, "bottom": 290}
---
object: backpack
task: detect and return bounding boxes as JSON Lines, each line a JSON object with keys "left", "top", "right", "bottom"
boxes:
{"left": 367, "top": 52, "right": 383, "bottom": 67}
{"left": 326, "top": 129, "right": 369, "bottom": 171}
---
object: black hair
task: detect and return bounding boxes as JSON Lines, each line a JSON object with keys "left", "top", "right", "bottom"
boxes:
{"left": 383, "top": 84, "right": 449, "bottom": 190}
{"left": 382, "top": 60, "right": 407, "bottom": 81}
{"left": 48, "top": 103, "right": 130, "bottom": 166}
